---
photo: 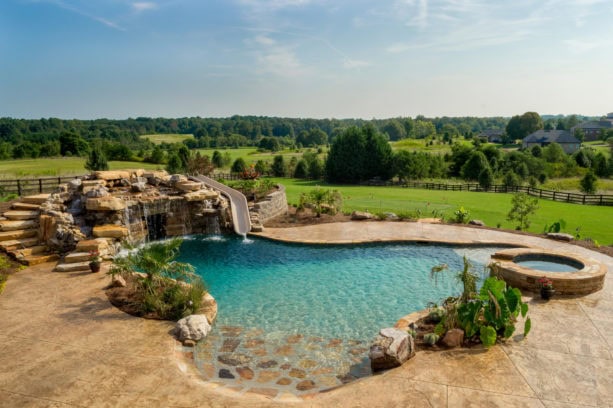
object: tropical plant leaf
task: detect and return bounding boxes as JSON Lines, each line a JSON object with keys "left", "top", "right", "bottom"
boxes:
{"left": 520, "top": 302, "right": 528, "bottom": 318}
{"left": 480, "top": 325, "right": 497, "bottom": 347}
{"left": 503, "top": 324, "right": 516, "bottom": 339}
{"left": 479, "top": 277, "right": 506, "bottom": 301}
{"left": 524, "top": 317, "right": 531, "bottom": 337}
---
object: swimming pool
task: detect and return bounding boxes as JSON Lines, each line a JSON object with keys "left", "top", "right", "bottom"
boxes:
{"left": 178, "top": 235, "right": 504, "bottom": 394}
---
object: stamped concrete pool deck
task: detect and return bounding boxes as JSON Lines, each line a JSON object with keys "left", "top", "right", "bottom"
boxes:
{"left": 1, "top": 221, "right": 612, "bottom": 407}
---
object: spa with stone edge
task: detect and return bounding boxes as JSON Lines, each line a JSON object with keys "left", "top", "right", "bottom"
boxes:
{"left": 0, "top": 169, "right": 608, "bottom": 401}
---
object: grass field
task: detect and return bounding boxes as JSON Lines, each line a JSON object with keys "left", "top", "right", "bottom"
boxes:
{"left": 0, "top": 158, "right": 163, "bottom": 178}
{"left": 268, "top": 178, "right": 613, "bottom": 245}
{"left": 197, "top": 147, "right": 326, "bottom": 170}
{"left": 583, "top": 141, "right": 611, "bottom": 159}
{"left": 141, "top": 134, "right": 195, "bottom": 144}
{"left": 542, "top": 177, "right": 613, "bottom": 194}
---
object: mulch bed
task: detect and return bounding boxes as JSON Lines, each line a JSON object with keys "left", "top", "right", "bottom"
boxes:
{"left": 105, "top": 275, "right": 165, "bottom": 320}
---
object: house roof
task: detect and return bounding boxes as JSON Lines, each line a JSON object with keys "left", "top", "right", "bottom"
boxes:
{"left": 524, "top": 129, "right": 580, "bottom": 144}
{"left": 479, "top": 129, "right": 504, "bottom": 137}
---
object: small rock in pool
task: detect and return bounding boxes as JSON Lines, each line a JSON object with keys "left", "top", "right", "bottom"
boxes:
{"left": 257, "top": 360, "right": 278, "bottom": 368}
{"left": 218, "top": 369, "right": 235, "bottom": 379}
{"left": 236, "top": 366, "right": 254, "bottom": 380}
{"left": 280, "top": 363, "right": 292, "bottom": 370}
{"left": 276, "top": 377, "right": 292, "bottom": 386}
{"left": 218, "top": 353, "right": 252, "bottom": 366}
{"left": 289, "top": 368, "right": 306, "bottom": 378}
{"left": 286, "top": 334, "right": 303, "bottom": 344}
{"left": 296, "top": 380, "right": 316, "bottom": 391}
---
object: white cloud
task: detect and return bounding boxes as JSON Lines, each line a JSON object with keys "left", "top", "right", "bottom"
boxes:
{"left": 343, "top": 59, "right": 371, "bottom": 69}
{"left": 132, "top": 2, "right": 157, "bottom": 13}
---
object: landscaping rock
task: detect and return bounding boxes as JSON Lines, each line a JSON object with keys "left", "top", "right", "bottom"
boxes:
{"left": 296, "top": 380, "right": 316, "bottom": 391}
{"left": 546, "top": 232, "right": 574, "bottom": 242}
{"left": 218, "top": 369, "right": 235, "bottom": 379}
{"left": 469, "top": 219, "right": 486, "bottom": 226}
{"left": 351, "top": 210, "right": 374, "bottom": 220}
{"left": 441, "top": 328, "right": 464, "bottom": 348}
{"left": 85, "top": 186, "right": 110, "bottom": 198}
{"left": 67, "top": 179, "right": 82, "bottom": 190}
{"left": 131, "top": 182, "right": 147, "bottom": 193}
{"left": 94, "top": 170, "right": 132, "bottom": 181}
{"left": 174, "top": 314, "right": 211, "bottom": 342}
{"left": 369, "top": 327, "right": 414, "bottom": 372}
{"left": 86, "top": 197, "right": 126, "bottom": 211}
{"left": 217, "top": 353, "right": 252, "bottom": 366}
{"left": 110, "top": 275, "right": 127, "bottom": 288}
{"left": 93, "top": 225, "right": 129, "bottom": 238}
{"left": 384, "top": 212, "right": 398, "bottom": 220}
{"left": 237, "top": 367, "right": 254, "bottom": 380}
{"left": 183, "top": 339, "right": 196, "bottom": 347}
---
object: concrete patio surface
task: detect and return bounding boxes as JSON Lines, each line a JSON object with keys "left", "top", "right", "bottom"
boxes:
{"left": 1, "top": 221, "right": 611, "bottom": 407}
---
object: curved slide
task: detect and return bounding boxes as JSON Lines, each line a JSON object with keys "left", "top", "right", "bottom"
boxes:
{"left": 190, "top": 175, "right": 251, "bottom": 236}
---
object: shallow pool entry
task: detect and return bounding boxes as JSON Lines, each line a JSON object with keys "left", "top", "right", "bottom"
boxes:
{"left": 178, "top": 235, "right": 504, "bottom": 396}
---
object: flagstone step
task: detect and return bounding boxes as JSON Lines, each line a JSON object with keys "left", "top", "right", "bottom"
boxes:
{"left": 11, "top": 202, "right": 41, "bottom": 211}
{"left": 76, "top": 238, "right": 110, "bottom": 253}
{"left": 11, "top": 245, "right": 47, "bottom": 258}
{"left": 54, "top": 261, "right": 91, "bottom": 272}
{"left": 21, "top": 194, "right": 50, "bottom": 205}
{"left": 2, "top": 211, "right": 40, "bottom": 221}
{"left": 0, "top": 229, "right": 37, "bottom": 242}
{"left": 0, "top": 237, "right": 40, "bottom": 251}
{"left": 0, "top": 220, "right": 37, "bottom": 231}
{"left": 64, "top": 252, "right": 91, "bottom": 263}
{"left": 19, "top": 253, "right": 60, "bottom": 266}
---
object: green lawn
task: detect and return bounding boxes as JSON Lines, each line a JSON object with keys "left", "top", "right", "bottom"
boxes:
{"left": 0, "top": 158, "right": 163, "bottom": 178}
{"left": 268, "top": 178, "right": 613, "bottom": 245}
{"left": 141, "top": 134, "right": 195, "bottom": 144}
{"left": 583, "top": 141, "right": 611, "bottom": 159}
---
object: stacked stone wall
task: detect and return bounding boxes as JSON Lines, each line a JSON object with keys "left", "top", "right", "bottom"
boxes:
{"left": 252, "top": 185, "right": 288, "bottom": 224}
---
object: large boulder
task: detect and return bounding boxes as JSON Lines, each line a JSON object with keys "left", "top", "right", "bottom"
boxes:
{"left": 174, "top": 314, "right": 211, "bottom": 343}
{"left": 369, "top": 328, "right": 414, "bottom": 372}
{"left": 469, "top": 219, "right": 486, "bottom": 227}
{"left": 351, "top": 210, "right": 374, "bottom": 221}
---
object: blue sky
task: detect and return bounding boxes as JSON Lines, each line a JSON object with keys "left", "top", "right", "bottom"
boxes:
{"left": 1, "top": 0, "right": 612, "bottom": 119}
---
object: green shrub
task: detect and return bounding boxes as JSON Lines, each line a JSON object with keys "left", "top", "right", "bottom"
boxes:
{"left": 109, "top": 238, "right": 206, "bottom": 321}
{"left": 454, "top": 206, "right": 470, "bottom": 223}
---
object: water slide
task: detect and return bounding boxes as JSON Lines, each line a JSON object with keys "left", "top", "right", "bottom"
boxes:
{"left": 189, "top": 175, "right": 251, "bottom": 236}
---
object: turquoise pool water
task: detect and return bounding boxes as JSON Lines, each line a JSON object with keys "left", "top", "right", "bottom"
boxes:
{"left": 516, "top": 260, "right": 579, "bottom": 272}
{"left": 178, "top": 235, "right": 504, "bottom": 393}
{"left": 180, "top": 236, "right": 501, "bottom": 341}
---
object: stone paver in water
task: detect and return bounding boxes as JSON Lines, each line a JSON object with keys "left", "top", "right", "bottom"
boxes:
{"left": 183, "top": 325, "right": 372, "bottom": 397}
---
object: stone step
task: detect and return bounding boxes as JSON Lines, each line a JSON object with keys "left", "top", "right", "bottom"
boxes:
{"left": 21, "top": 194, "right": 50, "bottom": 205}
{"left": 93, "top": 225, "right": 128, "bottom": 239}
{"left": 55, "top": 261, "right": 91, "bottom": 272}
{"left": 0, "top": 219, "right": 37, "bottom": 231}
{"left": 0, "top": 237, "right": 39, "bottom": 251}
{"left": 3, "top": 211, "right": 40, "bottom": 221}
{"left": 11, "top": 245, "right": 47, "bottom": 258}
{"left": 0, "top": 229, "right": 38, "bottom": 242}
{"left": 64, "top": 252, "right": 90, "bottom": 263}
{"left": 76, "top": 238, "right": 110, "bottom": 253}
{"left": 20, "top": 253, "right": 60, "bottom": 266}
{"left": 11, "top": 202, "right": 41, "bottom": 211}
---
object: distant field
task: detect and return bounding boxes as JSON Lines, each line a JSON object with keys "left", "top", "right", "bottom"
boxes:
{"left": 583, "top": 141, "right": 611, "bottom": 158}
{"left": 542, "top": 177, "right": 613, "bottom": 194}
{"left": 197, "top": 147, "right": 326, "bottom": 170}
{"left": 268, "top": 178, "right": 613, "bottom": 245}
{"left": 0, "top": 158, "right": 162, "bottom": 178}
{"left": 141, "top": 134, "right": 194, "bottom": 144}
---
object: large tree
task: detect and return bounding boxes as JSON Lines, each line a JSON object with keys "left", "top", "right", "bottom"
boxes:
{"left": 506, "top": 112, "right": 543, "bottom": 140}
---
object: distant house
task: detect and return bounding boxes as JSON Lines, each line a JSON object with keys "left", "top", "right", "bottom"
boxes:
{"left": 522, "top": 129, "right": 581, "bottom": 154}
{"left": 479, "top": 129, "right": 504, "bottom": 143}
{"left": 571, "top": 113, "right": 613, "bottom": 141}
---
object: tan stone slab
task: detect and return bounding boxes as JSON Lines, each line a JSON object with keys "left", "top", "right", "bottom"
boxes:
{"left": 447, "top": 386, "right": 545, "bottom": 407}
{"left": 504, "top": 346, "right": 613, "bottom": 406}
{"left": 93, "top": 170, "right": 132, "bottom": 180}
{"left": 75, "top": 238, "right": 110, "bottom": 253}
{"left": 86, "top": 196, "right": 127, "bottom": 211}
{"left": 54, "top": 261, "right": 91, "bottom": 272}
{"left": 11, "top": 202, "right": 41, "bottom": 211}
{"left": 0, "top": 219, "right": 37, "bottom": 231}
{"left": 93, "top": 224, "right": 128, "bottom": 238}
{"left": 0, "top": 237, "right": 39, "bottom": 251}
{"left": 64, "top": 252, "right": 91, "bottom": 263}
{"left": 2, "top": 210, "right": 39, "bottom": 220}
{"left": 22, "top": 253, "right": 59, "bottom": 266}
{"left": 392, "top": 346, "right": 536, "bottom": 397}
{"left": 20, "top": 193, "right": 50, "bottom": 205}
{"left": 0, "top": 228, "right": 37, "bottom": 242}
